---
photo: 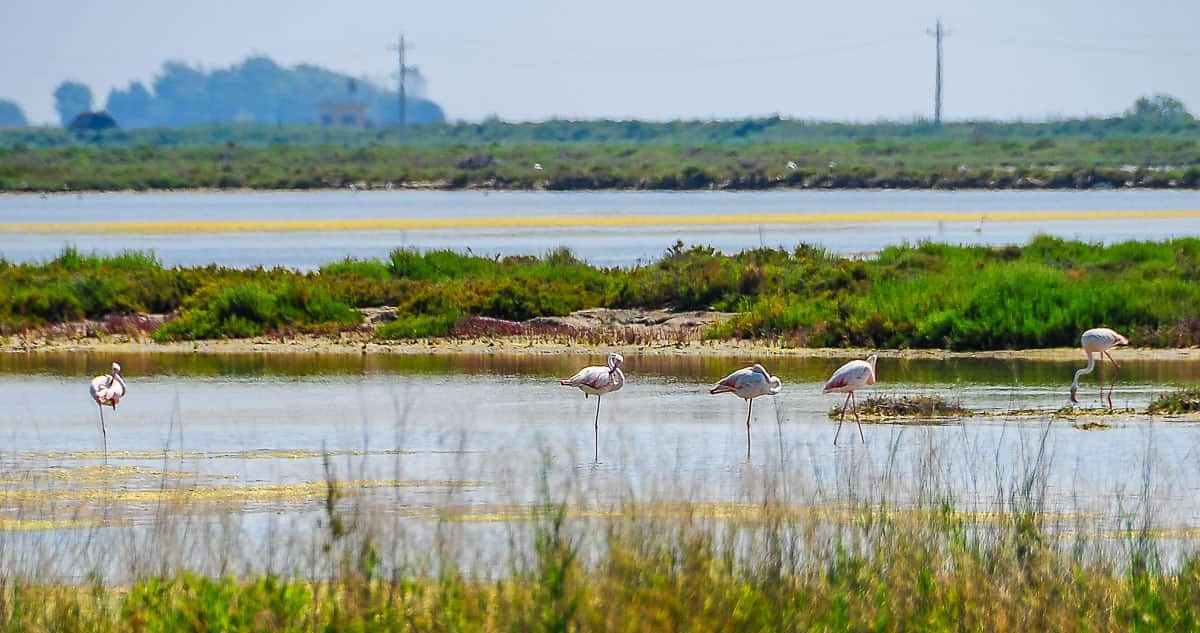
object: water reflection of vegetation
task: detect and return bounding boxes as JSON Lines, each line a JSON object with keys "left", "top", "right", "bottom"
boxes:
{"left": 4, "top": 350, "right": 1200, "bottom": 386}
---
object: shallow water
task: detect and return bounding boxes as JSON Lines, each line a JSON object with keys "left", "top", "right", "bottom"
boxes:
{"left": 1, "top": 352, "right": 1198, "bottom": 519}
{"left": 3, "top": 190, "right": 1200, "bottom": 268}
{"left": 1, "top": 351, "right": 1199, "bottom": 578}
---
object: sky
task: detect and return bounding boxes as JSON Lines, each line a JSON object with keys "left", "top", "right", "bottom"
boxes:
{"left": 2, "top": 0, "right": 1198, "bottom": 125}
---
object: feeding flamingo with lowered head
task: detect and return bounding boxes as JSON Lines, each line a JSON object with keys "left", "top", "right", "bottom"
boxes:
{"left": 89, "top": 362, "right": 127, "bottom": 462}
{"left": 1070, "top": 328, "right": 1128, "bottom": 409}
{"left": 560, "top": 353, "right": 625, "bottom": 462}
{"left": 823, "top": 354, "right": 877, "bottom": 445}
{"left": 709, "top": 364, "right": 782, "bottom": 459}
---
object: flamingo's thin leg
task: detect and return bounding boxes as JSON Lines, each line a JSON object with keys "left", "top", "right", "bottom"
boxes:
{"left": 1104, "top": 351, "right": 1120, "bottom": 409}
{"left": 593, "top": 395, "right": 601, "bottom": 463}
{"left": 852, "top": 391, "right": 865, "bottom": 443}
{"left": 834, "top": 392, "right": 852, "bottom": 445}
{"left": 97, "top": 405, "right": 107, "bottom": 465}
{"left": 745, "top": 398, "right": 753, "bottom": 460}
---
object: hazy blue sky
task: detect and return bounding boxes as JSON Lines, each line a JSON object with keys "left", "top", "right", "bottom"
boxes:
{"left": 2, "top": 0, "right": 1197, "bottom": 125}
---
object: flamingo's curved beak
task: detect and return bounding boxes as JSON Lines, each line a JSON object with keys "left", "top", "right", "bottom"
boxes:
{"left": 1069, "top": 386, "right": 1079, "bottom": 404}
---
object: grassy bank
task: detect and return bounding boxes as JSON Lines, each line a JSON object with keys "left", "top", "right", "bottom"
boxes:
{"left": 3, "top": 137, "right": 1200, "bottom": 191}
{"left": 4, "top": 236, "right": 1200, "bottom": 350}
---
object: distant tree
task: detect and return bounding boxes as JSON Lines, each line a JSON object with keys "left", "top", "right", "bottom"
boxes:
{"left": 1127, "top": 94, "right": 1193, "bottom": 123}
{"left": 105, "top": 82, "right": 153, "bottom": 128}
{"left": 53, "top": 81, "right": 93, "bottom": 127}
{"left": 0, "top": 99, "right": 27, "bottom": 128}
{"left": 68, "top": 111, "right": 118, "bottom": 132}
{"left": 152, "top": 62, "right": 210, "bottom": 126}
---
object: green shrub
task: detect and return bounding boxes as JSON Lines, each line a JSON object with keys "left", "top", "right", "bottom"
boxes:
{"left": 376, "top": 311, "right": 460, "bottom": 339}
{"left": 318, "top": 257, "right": 391, "bottom": 281}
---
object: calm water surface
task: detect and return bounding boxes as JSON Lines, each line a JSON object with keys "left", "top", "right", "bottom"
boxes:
{"left": 1, "top": 351, "right": 1199, "bottom": 577}
{"left": 3, "top": 190, "right": 1200, "bottom": 268}
{"left": 1, "top": 353, "right": 1197, "bottom": 510}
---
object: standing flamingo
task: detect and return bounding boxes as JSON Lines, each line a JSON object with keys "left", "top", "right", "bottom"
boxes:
{"left": 823, "top": 354, "right": 877, "bottom": 445}
{"left": 709, "top": 364, "right": 782, "bottom": 459}
{"left": 1070, "top": 328, "right": 1128, "bottom": 409}
{"left": 89, "top": 362, "right": 127, "bottom": 462}
{"left": 560, "top": 353, "right": 625, "bottom": 462}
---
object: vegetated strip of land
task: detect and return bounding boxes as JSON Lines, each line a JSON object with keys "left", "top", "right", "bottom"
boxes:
{"left": 3, "top": 136, "right": 1200, "bottom": 191}
{"left": 4, "top": 236, "right": 1200, "bottom": 351}
{"left": 8, "top": 209, "right": 1200, "bottom": 235}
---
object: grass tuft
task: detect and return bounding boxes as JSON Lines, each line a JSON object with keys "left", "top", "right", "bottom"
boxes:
{"left": 830, "top": 394, "right": 972, "bottom": 418}
{"left": 1147, "top": 388, "right": 1200, "bottom": 414}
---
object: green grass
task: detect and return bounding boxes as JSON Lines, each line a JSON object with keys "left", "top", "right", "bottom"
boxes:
{"left": 375, "top": 311, "right": 461, "bottom": 340}
{"left": 7, "top": 237, "right": 1200, "bottom": 348}
{"left": 2, "top": 136, "right": 1200, "bottom": 191}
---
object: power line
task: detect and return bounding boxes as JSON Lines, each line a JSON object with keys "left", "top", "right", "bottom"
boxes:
{"left": 926, "top": 19, "right": 950, "bottom": 125}
{"left": 495, "top": 35, "right": 913, "bottom": 72}
{"left": 980, "top": 36, "right": 1200, "bottom": 57}
{"left": 388, "top": 33, "right": 408, "bottom": 131}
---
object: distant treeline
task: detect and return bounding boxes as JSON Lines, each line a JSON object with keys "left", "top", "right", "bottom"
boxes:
{"left": 2, "top": 94, "right": 1196, "bottom": 149}
{"left": 46, "top": 56, "right": 444, "bottom": 130}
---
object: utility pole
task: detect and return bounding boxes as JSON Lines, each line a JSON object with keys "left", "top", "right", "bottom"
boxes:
{"left": 388, "top": 34, "right": 408, "bottom": 130}
{"left": 925, "top": 19, "right": 948, "bottom": 125}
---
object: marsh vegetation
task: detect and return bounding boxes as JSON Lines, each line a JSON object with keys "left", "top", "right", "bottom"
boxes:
{"left": 4, "top": 137, "right": 1200, "bottom": 191}
{"left": 5, "top": 237, "right": 1200, "bottom": 350}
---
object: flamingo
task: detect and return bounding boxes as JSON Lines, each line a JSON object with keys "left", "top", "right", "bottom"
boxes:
{"left": 1070, "top": 328, "right": 1128, "bottom": 409}
{"left": 560, "top": 353, "right": 625, "bottom": 461}
{"left": 823, "top": 354, "right": 877, "bottom": 445}
{"left": 709, "top": 364, "right": 782, "bottom": 459}
{"left": 89, "top": 362, "right": 127, "bottom": 462}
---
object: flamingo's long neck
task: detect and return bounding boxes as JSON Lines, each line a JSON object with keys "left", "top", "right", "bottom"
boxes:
{"left": 611, "top": 368, "right": 625, "bottom": 388}
{"left": 1072, "top": 352, "right": 1096, "bottom": 389}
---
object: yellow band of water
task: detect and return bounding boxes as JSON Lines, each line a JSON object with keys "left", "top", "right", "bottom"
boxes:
{"left": 3, "top": 209, "right": 1200, "bottom": 234}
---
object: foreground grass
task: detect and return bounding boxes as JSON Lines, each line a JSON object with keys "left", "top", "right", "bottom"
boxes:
{"left": 5, "top": 236, "right": 1200, "bottom": 349}
{"left": 2, "top": 501, "right": 1198, "bottom": 631}
{"left": 3, "top": 137, "right": 1200, "bottom": 191}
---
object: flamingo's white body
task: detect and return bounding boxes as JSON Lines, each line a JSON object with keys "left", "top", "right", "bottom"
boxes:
{"left": 89, "top": 362, "right": 127, "bottom": 461}
{"left": 560, "top": 353, "right": 625, "bottom": 461}
{"left": 709, "top": 364, "right": 782, "bottom": 459}
{"left": 823, "top": 354, "right": 877, "bottom": 445}
{"left": 1071, "top": 328, "right": 1128, "bottom": 408}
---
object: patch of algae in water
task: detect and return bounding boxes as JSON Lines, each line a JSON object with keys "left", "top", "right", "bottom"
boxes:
{"left": 1, "top": 479, "right": 485, "bottom": 505}
{"left": 15, "top": 448, "right": 473, "bottom": 461}
{"left": 0, "top": 464, "right": 221, "bottom": 486}
{"left": 0, "top": 517, "right": 107, "bottom": 531}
